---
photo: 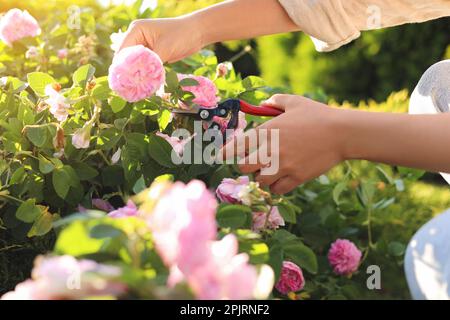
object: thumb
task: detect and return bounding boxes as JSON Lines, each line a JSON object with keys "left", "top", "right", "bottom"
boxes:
{"left": 261, "top": 94, "right": 292, "bottom": 111}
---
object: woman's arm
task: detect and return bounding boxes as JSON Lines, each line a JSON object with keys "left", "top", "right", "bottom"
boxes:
{"left": 194, "top": 0, "right": 300, "bottom": 45}
{"left": 118, "top": 0, "right": 299, "bottom": 62}
{"left": 230, "top": 94, "right": 450, "bottom": 194}
{"left": 339, "top": 109, "right": 450, "bottom": 173}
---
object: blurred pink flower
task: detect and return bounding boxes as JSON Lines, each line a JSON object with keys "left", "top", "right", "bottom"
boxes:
{"left": 57, "top": 48, "right": 68, "bottom": 59}
{"left": 216, "top": 176, "right": 250, "bottom": 204}
{"left": 25, "top": 46, "right": 38, "bottom": 59}
{"left": 156, "top": 132, "right": 194, "bottom": 157}
{"left": 252, "top": 206, "right": 285, "bottom": 232}
{"left": 146, "top": 180, "right": 217, "bottom": 273}
{"left": 108, "top": 45, "right": 165, "bottom": 102}
{"left": 71, "top": 123, "right": 92, "bottom": 149}
{"left": 178, "top": 74, "right": 218, "bottom": 108}
{"left": 275, "top": 261, "right": 305, "bottom": 295}
{"left": 187, "top": 234, "right": 259, "bottom": 300}
{"left": 0, "top": 9, "right": 41, "bottom": 46}
{"left": 108, "top": 200, "right": 139, "bottom": 218}
{"left": 328, "top": 239, "right": 362, "bottom": 275}
{"left": 45, "top": 85, "right": 70, "bottom": 122}
{"left": 1, "top": 255, "right": 126, "bottom": 300}
{"left": 216, "top": 62, "right": 232, "bottom": 78}
{"left": 92, "top": 198, "right": 115, "bottom": 212}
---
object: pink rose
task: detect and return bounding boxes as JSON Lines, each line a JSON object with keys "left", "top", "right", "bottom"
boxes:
{"left": 92, "top": 198, "right": 115, "bottom": 212}
{"left": 216, "top": 176, "right": 250, "bottom": 204}
{"left": 328, "top": 239, "right": 362, "bottom": 275}
{"left": 275, "top": 261, "right": 305, "bottom": 295}
{"left": 146, "top": 180, "right": 217, "bottom": 272}
{"left": 252, "top": 206, "right": 285, "bottom": 232}
{"left": 108, "top": 45, "right": 165, "bottom": 102}
{"left": 216, "top": 62, "right": 231, "bottom": 78}
{"left": 45, "top": 85, "right": 70, "bottom": 122}
{"left": 108, "top": 200, "right": 139, "bottom": 218}
{"left": 57, "top": 48, "right": 68, "bottom": 59}
{"left": 156, "top": 132, "right": 194, "bottom": 157}
{"left": 187, "top": 234, "right": 259, "bottom": 300}
{"left": 0, "top": 9, "right": 41, "bottom": 46}
{"left": 178, "top": 74, "right": 218, "bottom": 108}
{"left": 1, "top": 255, "right": 127, "bottom": 300}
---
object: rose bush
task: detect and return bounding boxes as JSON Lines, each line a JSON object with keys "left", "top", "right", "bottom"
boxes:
{"left": 0, "top": 1, "right": 438, "bottom": 300}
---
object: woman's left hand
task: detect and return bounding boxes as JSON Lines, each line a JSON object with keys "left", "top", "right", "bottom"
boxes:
{"left": 222, "top": 94, "right": 346, "bottom": 194}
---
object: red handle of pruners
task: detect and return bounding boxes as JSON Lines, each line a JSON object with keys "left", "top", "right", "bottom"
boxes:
{"left": 239, "top": 100, "right": 284, "bottom": 117}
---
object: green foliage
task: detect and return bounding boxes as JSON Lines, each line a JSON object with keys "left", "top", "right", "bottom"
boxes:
{"left": 257, "top": 19, "right": 450, "bottom": 103}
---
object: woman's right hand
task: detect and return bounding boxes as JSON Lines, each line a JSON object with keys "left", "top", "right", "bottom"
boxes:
{"left": 118, "top": 16, "right": 205, "bottom": 63}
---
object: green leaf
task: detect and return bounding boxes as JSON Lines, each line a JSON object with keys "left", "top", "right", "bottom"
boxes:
{"left": 283, "top": 241, "right": 318, "bottom": 274}
{"left": 268, "top": 244, "right": 284, "bottom": 281}
{"left": 90, "top": 224, "right": 125, "bottom": 239}
{"left": 216, "top": 204, "right": 252, "bottom": 229}
{"left": 71, "top": 162, "right": 98, "bottom": 180}
{"left": 16, "top": 199, "right": 41, "bottom": 223}
{"left": 133, "top": 175, "right": 146, "bottom": 194}
{"left": 91, "top": 76, "right": 111, "bottom": 100}
{"left": 27, "top": 72, "right": 56, "bottom": 96}
{"left": 388, "top": 241, "right": 406, "bottom": 257}
{"left": 26, "top": 126, "right": 48, "bottom": 147}
{"left": 28, "top": 208, "right": 54, "bottom": 237}
{"left": 148, "top": 134, "right": 179, "bottom": 168}
{"left": 158, "top": 109, "right": 172, "bottom": 131}
{"left": 333, "top": 181, "right": 348, "bottom": 205}
{"left": 109, "top": 96, "right": 127, "bottom": 113}
{"left": 73, "top": 64, "right": 96, "bottom": 88}
{"left": 277, "top": 202, "right": 296, "bottom": 224}
{"left": 179, "top": 78, "right": 200, "bottom": 87}
{"left": 10, "top": 167, "right": 26, "bottom": 184}
{"left": 52, "top": 168, "right": 71, "bottom": 199}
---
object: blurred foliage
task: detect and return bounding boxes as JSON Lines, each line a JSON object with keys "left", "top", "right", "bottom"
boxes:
{"left": 258, "top": 18, "right": 450, "bottom": 103}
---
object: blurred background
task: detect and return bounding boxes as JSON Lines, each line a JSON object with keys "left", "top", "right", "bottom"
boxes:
{"left": 1, "top": 0, "right": 449, "bottom": 299}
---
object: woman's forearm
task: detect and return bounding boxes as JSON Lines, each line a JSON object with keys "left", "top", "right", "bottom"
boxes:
{"left": 337, "top": 110, "right": 450, "bottom": 173}
{"left": 186, "top": 0, "right": 300, "bottom": 46}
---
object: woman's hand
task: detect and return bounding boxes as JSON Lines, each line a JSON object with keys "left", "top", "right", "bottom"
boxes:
{"left": 118, "top": 16, "right": 205, "bottom": 63}
{"left": 223, "top": 94, "right": 346, "bottom": 195}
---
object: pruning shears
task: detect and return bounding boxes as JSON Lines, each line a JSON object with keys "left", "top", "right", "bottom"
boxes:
{"left": 171, "top": 98, "right": 284, "bottom": 132}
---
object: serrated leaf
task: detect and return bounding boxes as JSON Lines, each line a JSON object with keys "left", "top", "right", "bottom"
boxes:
{"left": 283, "top": 241, "right": 318, "bottom": 274}
{"left": 52, "top": 168, "right": 71, "bottom": 199}
{"left": 26, "top": 126, "right": 48, "bottom": 147}
{"left": 27, "top": 72, "right": 56, "bottom": 96}
{"left": 38, "top": 155, "right": 55, "bottom": 174}
{"left": 28, "top": 207, "right": 54, "bottom": 237}
{"left": 73, "top": 64, "right": 96, "bottom": 88}
{"left": 277, "top": 202, "right": 296, "bottom": 223}
{"left": 16, "top": 199, "right": 41, "bottom": 223}
{"left": 148, "top": 134, "right": 179, "bottom": 168}
{"left": 216, "top": 204, "right": 252, "bottom": 229}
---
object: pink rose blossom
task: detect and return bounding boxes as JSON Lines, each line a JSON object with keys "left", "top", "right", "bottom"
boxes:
{"left": 108, "top": 45, "right": 165, "bottom": 102}
{"left": 216, "top": 62, "right": 232, "bottom": 78}
{"left": 275, "top": 261, "right": 305, "bottom": 295}
{"left": 108, "top": 200, "right": 139, "bottom": 218}
{"left": 216, "top": 176, "right": 250, "bottom": 204}
{"left": 45, "top": 85, "right": 70, "bottom": 122}
{"left": 328, "top": 239, "right": 362, "bottom": 275}
{"left": 187, "top": 234, "right": 259, "bottom": 300}
{"left": 57, "top": 48, "right": 68, "bottom": 59}
{"left": 252, "top": 206, "right": 285, "bottom": 232}
{"left": 156, "top": 132, "right": 194, "bottom": 157}
{"left": 0, "top": 9, "right": 41, "bottom": 46}
{"left": 178, "top": 74, "right": 218, "bottom": 108}
{"left": 92, "top": 198, "right": 115, "bottom": 212}
{"left": 1, "top": 255, "right": 126, "bottom": 300}
{"left": 146, "top": 180, "right": 217, "bottom": 273}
